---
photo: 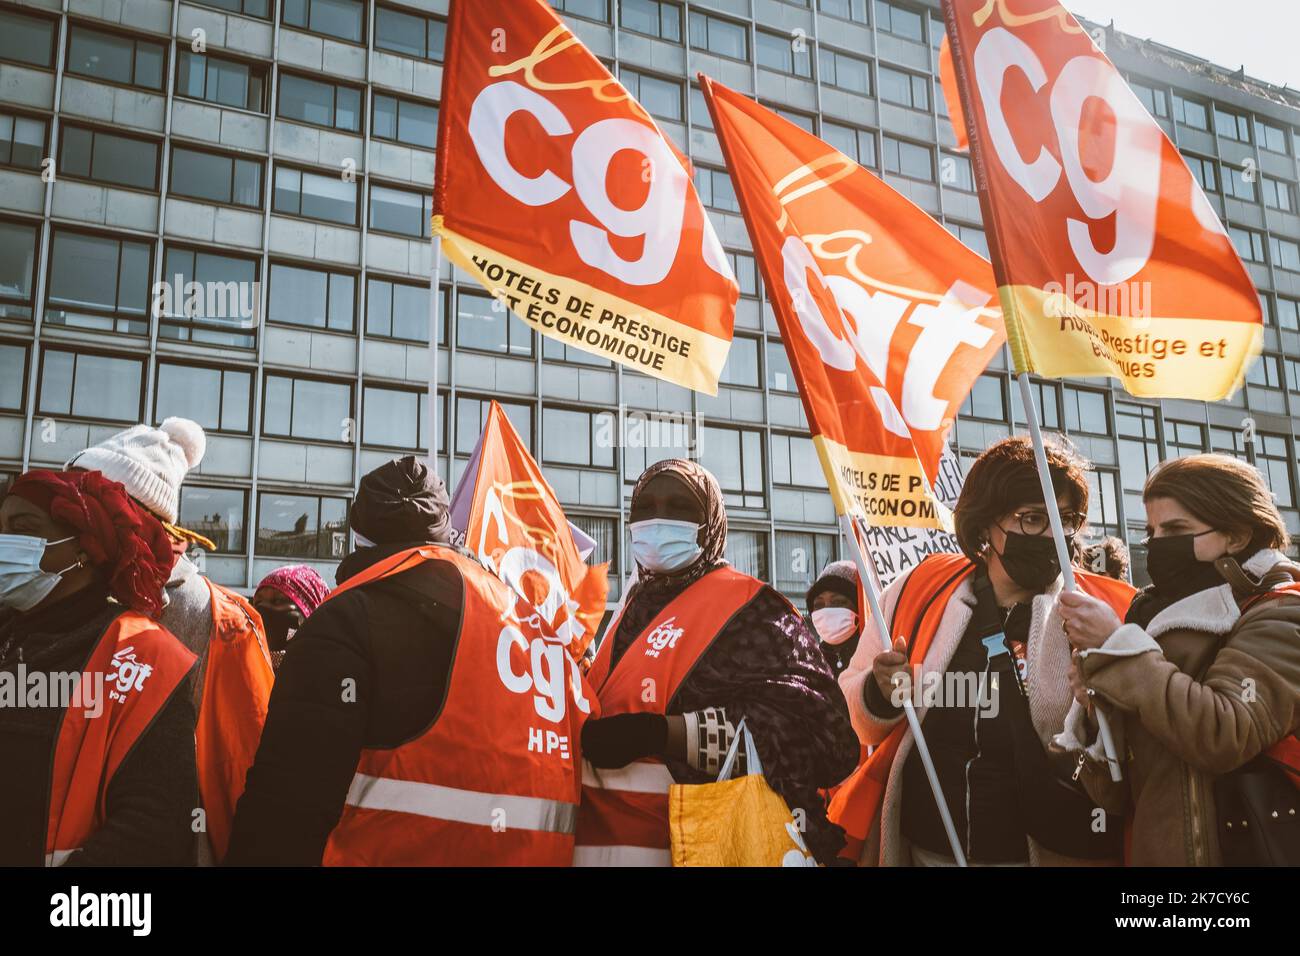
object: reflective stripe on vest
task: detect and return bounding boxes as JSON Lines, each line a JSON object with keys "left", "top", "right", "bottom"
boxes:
{"left": 46, "top": 612, "right": 197, "bottom": 866}
{"left": 574, "top": 566, "right": 765, "bottom": 866}
{"left": 322, "top": 546, "right": 588, "bottom": 866}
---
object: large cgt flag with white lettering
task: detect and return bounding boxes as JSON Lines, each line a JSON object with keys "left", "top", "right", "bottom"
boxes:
{"left": 942, "top": 0, "right": 1262, "bottom": 400}
{"left": 700, "top": 77, "right": 1004, "bottom": 530}
{"left": 434, "top": 0, "right": 738, "bottom": 394}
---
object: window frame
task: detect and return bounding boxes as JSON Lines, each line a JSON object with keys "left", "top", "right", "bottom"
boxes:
{"left": 266, "top": 259, "right": 358, "bottom": 333}
{"left": 365, "top": 275, "right": 446, "bottom": 344}
{"left": 367, "top": 182, "right": 434, "bottom": 239}
{"left": 280, "top": 0, "right": 368, "bottom": 46}
{"left": 178, "top": 484, "right": 250, "bottom": 556}
{"left": 755, "top": 28, "right": 813, "bottom": 79}
{"left": 277, "top": 70, "right": 364, "bottom": 134}
{"left": 153, "top": 359, "right": 254, "bottom": 435}
{"left": 687, "top": 9, "right": 749, "bottom": 62}
{"left": 0, "top": 107, "right": 49, "bottom": 172}
{"left": 64, "top": 21, "right": 168, "bottom": 93}
{"left": 0, "top": 216, "right": 41, "bottom": 320}
{"left": 175, "top": 49, "right": 269, "bottom": 113}
{"left": 0, "top": 8, "right": 59, "bottom": 70}
{"left": 255, "top": 489, "right": 351, "bottom": 560}
{"left": 371, "top": 91, "right": 440, "bottom": 150}
{"left": 373, "top": 4, "right": 447, "bottom": 62}
{"left": 169, "top": 143, "right": 265, "bottom": 210}
{"left": 361, "top": 383, "right": 431, "bottom": 452}
{"left": 57, "top": 122, "right": 162, "bottom": 193}
{"left": 260, "top": 372, "right": 356, "bottom": 445}
{"left": 271, "top": 162, "right": 360, "bottom": 227}
{"left": 36, "top": 347, "right": 146, "bottom": 424}
{"left": 44, "top": 225, "right": 155, "bottom": 334}
{"left": 0, "top": 339, "right": 30, "bottom": 412}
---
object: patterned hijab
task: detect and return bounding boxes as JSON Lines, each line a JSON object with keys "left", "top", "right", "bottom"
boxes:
{"left": 615, "top": 459, "right": 729, "bottom": 649}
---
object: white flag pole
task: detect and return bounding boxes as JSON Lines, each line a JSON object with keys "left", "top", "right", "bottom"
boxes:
{"left": 1015, "top": 372, "right": 1122, "bottom": 782}
{"left": 427, "top": 233, "right": 443, "bottom": 470}
{"left": 839, "top": 513, "right": 968, "bottom": 866}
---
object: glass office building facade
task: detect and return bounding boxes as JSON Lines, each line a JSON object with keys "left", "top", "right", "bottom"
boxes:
{"left": 1, "top": 0, "right": 1299, "bottom": 600}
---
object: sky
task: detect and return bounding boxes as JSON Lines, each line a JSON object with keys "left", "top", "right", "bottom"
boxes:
{"left": 1064, "top": 0, "right": 1298, "bottom": 91}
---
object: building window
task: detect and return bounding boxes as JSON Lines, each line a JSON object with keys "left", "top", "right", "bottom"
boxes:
{"left": 694, "top": 166, "right": 739, "bottom": 213}
{"left": 622, "top": 409, "right": 693, "bottom": 483}
{"left": 767, "top": 340, "right": 796, "bottom": 392}
{"left": 66, "top": 25, "right": 165, "bottom": 91}
{"left": 262, "top": 375, "right": 353, "bottom": 443}
{"left": 179, "top": 486, "right": 247, "bottom": 555}
{"left": 46, "top": 230, "right": 151, "bottom": 335}
{"left": 552, "top": 0, "right": 610, "bottom": 22}
{"left": 689, "top": 86, "right": 714, "bottom": 129}
{"left": 373, "top": 93, "right": 439, "bottom": 149}
{"left": 456, "top": 290, "right": 534, "bottom": 357}
{"left": 883, "top": 135, "right": 933, "bottom": 180}
{"left": 177, "top": 51, "right": 267, "bottom": 112}
{"left": 1086, "top": 469, "right": 1121, "bottom": 540}
{"left": 155, "top": 362, "right": 252, "bottom": 434}
{"left": 1270, "top": 236, "right": 1300, "bottom": 272}
{"left": 775, "top": 530, "right": 836, "bottom": 597}
{"left": 819, "top": 0, "right": 869, "bottom": 23}
{"left": 1211, "top": 425, "right": 1248, "bottom": 460}
{"left": 189, "top": 0, "right": 270, "bottom": 19}
{"left": 725, "top": 528, "right": 769, "bottom": 580}
{"left": 273, "top": 166, "right": 358, "bottom": 225}
{"left": 282, "top": 0, "right": 365, "bottom": 43}
{"left": 1063, "top": 385, "right": 1109, "bottom": 435}
{"left": 824, "top": 121, "right": 877, "bottom": 168}
{"left": 757, "top": 30, "right": 812, "bottom": 78}
{"left": 369, "top": 184, "right": 433, "bottom": 238}
{"left": 879, "top": 64, "right": 930, "bottom": 111}
{"left": 949, "top": 223, "right": 988, "bottom": 257}
{"left": 0, "top": 110, "right": 46, "bottom": 171}
{"left": 767, "top": 103, "right": 816, "bottom": 132}
{"left": 571, "top": 514, "right": 619, "bottom": 594}
{"left": 278, "top": 73, "right": 362, "bottom": 132}
{"left": 159, "top": 246, "right": 260, "bottom": 345}
{"left": 0, "top": 9, "right": 57, "bottom": 69}
{"left": 374, "top": 5, "right": 446, "bottom": 62}
{"left": 1116, "top": 402, "right": 1161, "bottom": 516}
{"left": 58, "top": 124, "right": 159, "bottom": 191}
{"left": 719, "top": 335, "right": 760, "bottom": 388}
{"left": 456, "top": 396, "right": 533, "bottom": 454}
{"left": 1246, "top": 352, "right": 1283, "bottom": 390}
{"left": 1172, "top": 92, "right": 1209, "bottom": 130}
{"left": 728, "top": 251, "right": 758, "bottom": 298}
{"left": 1129, "top": 79, "right": 1168, "bottom": 119}
{"left": 1165, "top": 420, "right": 1206, "bottom": 458}
{"left": 38, "top": 349, "right": 143, "bottom": 423}
{"left": 1255, "top": 119, "right": 1291, "bottom": 156}
{"left": 819, "top": 48, "right": 871, "bottom": 94}
{"left": 256, "top": 492, "right": 349, "bottom": 559}
{"left": 363, "top": 386, "right": 429, "bottom": 450}
{"left": 542, "top": 407, "right": 617, "bottom": 468}
{"left": 622, "top": 0, "right": 682, "bottom": 42}
{"left": 688, "top": 11, "right": 748, "bottom": 60}
{"left": 1286, "top": 357, "right": 1300, "bottom": 393}
{"left": 268, "top": 262, "right": 355, "bottom": 332}
{"left": 0, "top": 219, "right": 38, "bottom": 321}
{"left": 1214, "top": 106, "right": 1252, "bottom": 143}
{"left": 620, "top": 69, "right": 683, "bottom": 121}
{"left": 0, "top": 342, "right": 27, "bottom": 411}
{"left": 874, "top": 0, "right": 924, "bottom": 41}
{"left": 960, "top": 373, "right": 1005, "bottom": 421}
{"left": 170, "top": 146, "right": 263, "bottom": 208}
{"left": 1278, "top": 296, "right": 1300, "bottom": 331}
{"left": 1263, "top": 177, "right": 1295, "bottom": 212}
{"left": 1223, "top": 163, "right": 1257, "bottom": 202}
{"left": 367, "top": 277, "right": 442, "bottom": 344}
{"left": 1257, "top": 433, "right": 1294, "bottom": 507}
{"left": 772, "top": 433, "right": 825, "bottom": 487}
{"left": 1025, "top": 379, "right": 1060, "bottom": 429}
{"left": 1182, "top": 152, "right": 1218, "bottom": 193}
{"left": 1228, "top": 225, "right": 1265, "bottom": 264}
{"left": 940, "top": 152, "right": 975, "bottom": 191}
{"left": 701, "top": 426, "right": 765, "bottom": 508}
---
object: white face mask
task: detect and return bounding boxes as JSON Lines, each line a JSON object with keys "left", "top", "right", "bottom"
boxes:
{"left": 0, "top": 534, "right": 79, "bottom": 612}
{"left": 811, "top": 606, "right": 858, "bottom": 646}
{"left": 629, "top": 518, "right": 703, "bottom": 574}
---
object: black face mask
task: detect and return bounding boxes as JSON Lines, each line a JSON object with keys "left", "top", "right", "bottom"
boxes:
{"left": 255, "top": 605, "right": 304, "bottom": 651}
{"left": 1145, "top": 530, "right": 1223, "bottom": 596}
{"left": 993, "top": 530, "right": 1064, "bottom": 592}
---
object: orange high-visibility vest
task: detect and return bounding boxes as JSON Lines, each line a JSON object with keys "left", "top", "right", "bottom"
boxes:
{"left": 573, "top": 566, "right": 766, "bottom": 867}
{"left": 321, "top": 546, "right": 591, "bottom": 866}
{"left": 46, "top": 611, "right": 197, "bottom": 866}
{"left": 828, "top": 554, "right": 1136, "bottom": 863}
{"left": 195, "top": 577, "right": 275, "bottom": 862}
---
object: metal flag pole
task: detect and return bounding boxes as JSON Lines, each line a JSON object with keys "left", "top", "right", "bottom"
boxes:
{"left": 1015, "top": 372, "right": 1123, "bottom": 782}
{"left": 838, "top": 513, "right": 968, "bottom": 866}
{"left": 427, "top": 234, "right": 443, "bottom": 470}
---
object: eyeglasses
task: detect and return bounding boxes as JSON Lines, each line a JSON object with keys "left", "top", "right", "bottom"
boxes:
{"left": 1006, "top": 509, "right": 1085, "bottom": 537}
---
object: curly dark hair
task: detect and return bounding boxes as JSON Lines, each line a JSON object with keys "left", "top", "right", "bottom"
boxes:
{"left": 954, "top": 435, "right": 1090, "bottom": 562}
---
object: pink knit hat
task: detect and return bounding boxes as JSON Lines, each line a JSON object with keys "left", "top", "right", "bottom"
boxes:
{"left": 256, "top": 564, "right": 331, "bottom": 617}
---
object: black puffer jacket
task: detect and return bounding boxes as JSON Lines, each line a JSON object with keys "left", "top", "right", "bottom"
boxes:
{"left": 0, "top": 587, "right": 198, "bottom": 867}
{"left": 224, "top": 542, "right": 468, "bottom": 866}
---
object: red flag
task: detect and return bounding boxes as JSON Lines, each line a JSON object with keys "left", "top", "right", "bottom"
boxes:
{"left": 434, "top": 0, "right": 738, "bottom": 393}
{"left": 941, "top": 0, "right": 1261, "bottom": 399}
{"left": 464, "top": 402, "right": 608, "bottom": 663}
{"left": 700, "top": 77, "right": 1004, "bottom": 529}
{"left": 939, "top": 33, "right": 969, "bottom": 152}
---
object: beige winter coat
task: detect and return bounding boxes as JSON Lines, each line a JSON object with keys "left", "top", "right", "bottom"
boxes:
{"left": 839, "top": 566, "right": 1120, "bottom": 867}
{"left": 1065, "top": 549, "right": 1300, "bottom": 866}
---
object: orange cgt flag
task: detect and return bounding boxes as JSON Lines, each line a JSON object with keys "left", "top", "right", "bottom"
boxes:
{"left": 465, "top": 402, "right": 608, "bottom": 663}
{"left": 434, "top": 0, "right": 738, "bottom": 394}
{"left": 700, "top": 77, "right": 1005, "bottom": 530}
{"left": 941, "top": 0, "right": 1262, "bottom": 400}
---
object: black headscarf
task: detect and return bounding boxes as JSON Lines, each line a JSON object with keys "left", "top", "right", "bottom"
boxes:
{"left": 350, "top": 456, "right": 451, "bottom": 546}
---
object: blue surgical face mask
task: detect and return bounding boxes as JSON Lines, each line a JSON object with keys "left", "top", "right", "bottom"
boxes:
{"left": 0, "top": 534, "right": 79, "bottom": 612}
{"left": 629, "top": 519, "right": 703, "bottom": 575}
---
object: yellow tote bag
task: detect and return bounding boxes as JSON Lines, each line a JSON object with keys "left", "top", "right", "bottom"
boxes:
{"left": 668, "top": 719, "right": 819, "bottom": 867}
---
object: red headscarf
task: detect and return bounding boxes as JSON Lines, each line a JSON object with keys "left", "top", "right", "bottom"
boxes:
{"left": 7, "top": 469, "right": 173, "bottom": 617}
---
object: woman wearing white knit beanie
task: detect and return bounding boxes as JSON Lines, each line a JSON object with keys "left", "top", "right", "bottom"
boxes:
{"left": 66, "top": 417, "right": 207, "bottom": 526}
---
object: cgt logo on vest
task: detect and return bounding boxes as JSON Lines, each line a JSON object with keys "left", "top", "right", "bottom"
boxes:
{"left": 496, "top": 601, "right": 592, "bottom": 728}
{"left": 106, "top": 646, "right": 153, "bottom": 704}
{"left": 643, "top": 617, "right": 684, "bottom": 658}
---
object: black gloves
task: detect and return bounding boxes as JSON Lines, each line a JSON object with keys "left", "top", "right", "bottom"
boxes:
{"left": 581, "top": 713, "right": 669, "bottom": 769}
